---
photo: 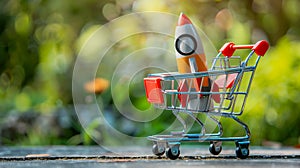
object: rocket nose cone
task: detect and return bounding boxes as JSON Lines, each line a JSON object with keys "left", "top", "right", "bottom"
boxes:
{"left": 178, "top": 12, "right": 192, "bottom": 26}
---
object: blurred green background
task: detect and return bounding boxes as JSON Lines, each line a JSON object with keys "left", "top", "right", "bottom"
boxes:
{"left": 0, "top": 0, "right": 300, "bottom": 146}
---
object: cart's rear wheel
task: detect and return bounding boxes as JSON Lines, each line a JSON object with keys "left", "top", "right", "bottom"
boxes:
{"left": 166, "top": 147, "right": 180, "bottom": 160}
{"left": 152, "top": 144, "right": 165, "bottom": 156}
{"left": 209, "top": 142, "right": 222, "bottom": 155}
{"left": 235, "top": 141, "right": 250, "bottom": 159}
{"left": 235, "top": 147, "right": 249, "bottom": 159}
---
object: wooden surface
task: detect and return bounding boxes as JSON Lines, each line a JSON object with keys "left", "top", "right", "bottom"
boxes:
{"left": 0, "top": 146, "right": 299, "bottom": 168}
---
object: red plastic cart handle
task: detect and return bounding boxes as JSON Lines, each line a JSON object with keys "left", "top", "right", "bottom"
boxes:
{"left": 219, "top": 40, "right": 269, "bottom": 57}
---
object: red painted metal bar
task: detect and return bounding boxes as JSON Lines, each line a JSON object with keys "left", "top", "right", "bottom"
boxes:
{"left": 232, "top": 45, "right": 253, "bottom": 49}
{"left": 219, "top": 40, "right": 269, "bottom": 57}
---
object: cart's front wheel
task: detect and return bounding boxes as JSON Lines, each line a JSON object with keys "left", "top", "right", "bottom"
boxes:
{"left": 235, "top": 147, "right": 249, "bottom": 159}
{"left": 152, "top": 144, "right": 165, "bottom": 156}
{"left": 209, "top": 142, "right": 222, "bottom": 155}
{"left": 166, "top": 146, "right": 180, "bottom": 160}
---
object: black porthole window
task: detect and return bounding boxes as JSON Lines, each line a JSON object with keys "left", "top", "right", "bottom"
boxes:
{"left": 175, "top": 34, "right": 197, "bottom": 56}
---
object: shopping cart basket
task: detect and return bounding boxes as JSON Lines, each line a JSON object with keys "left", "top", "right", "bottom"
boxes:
{"left": 144, "top": 40, "right": 269, "bottom": 159}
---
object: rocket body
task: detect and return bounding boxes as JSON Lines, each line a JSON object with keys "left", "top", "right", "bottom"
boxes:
{"left": 175, "top": 13, "right": 210, "bottom": 89}
{"left": 175, "top": 13, "right": 207, "bottom": 73}
{"left": 175, "top": 13, "right": 212, "bottom": 110}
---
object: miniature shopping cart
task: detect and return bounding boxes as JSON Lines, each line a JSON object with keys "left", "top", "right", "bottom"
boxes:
{"left": 144, "top": 40, "right": 269, "bottom": 159}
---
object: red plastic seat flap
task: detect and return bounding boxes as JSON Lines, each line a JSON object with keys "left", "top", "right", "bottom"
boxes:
{"left": 144, "top": 77, "right": 164, "bottom": 104}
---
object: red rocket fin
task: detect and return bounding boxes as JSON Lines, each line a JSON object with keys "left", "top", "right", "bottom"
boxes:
{"left": 178, "top": 79, "right": 188, "bottom": 107}
{"left": 211, "top": 82, "right": 220, "bottom": 103}
{"left": 211, "top": 74, "right": 238, "bottom": 103}
{"left": 215, "top": 73, "right": 238, "bottom": 89}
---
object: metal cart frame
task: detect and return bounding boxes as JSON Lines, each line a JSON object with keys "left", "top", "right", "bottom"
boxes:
{"left": 144, "top": 40, "right": 269, "bottom": 159}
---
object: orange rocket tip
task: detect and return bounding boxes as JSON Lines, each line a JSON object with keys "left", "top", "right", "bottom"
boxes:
{"left": 178, "top": 12, "right": 192, "bottom": 26}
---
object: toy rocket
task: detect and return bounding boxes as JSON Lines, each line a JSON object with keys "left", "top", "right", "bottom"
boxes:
{"left": 175, "top": 13, "right": 211, "bottom": 109}
{"left": 175, "top": 13, "right": 208, "bottom": 75}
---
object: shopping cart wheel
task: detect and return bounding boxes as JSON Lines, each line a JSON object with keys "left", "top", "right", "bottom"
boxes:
{"left": 209, "top": 142, "right": 222, "bottom": 155}
{"left": 152, "top": 144, "right": 165, "bottom": 156}
{"left": 166, "top": 146, "right": 180, "bottom": 160}
{"left": 235, "top": 141, "right": 250, "bottom": 159}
